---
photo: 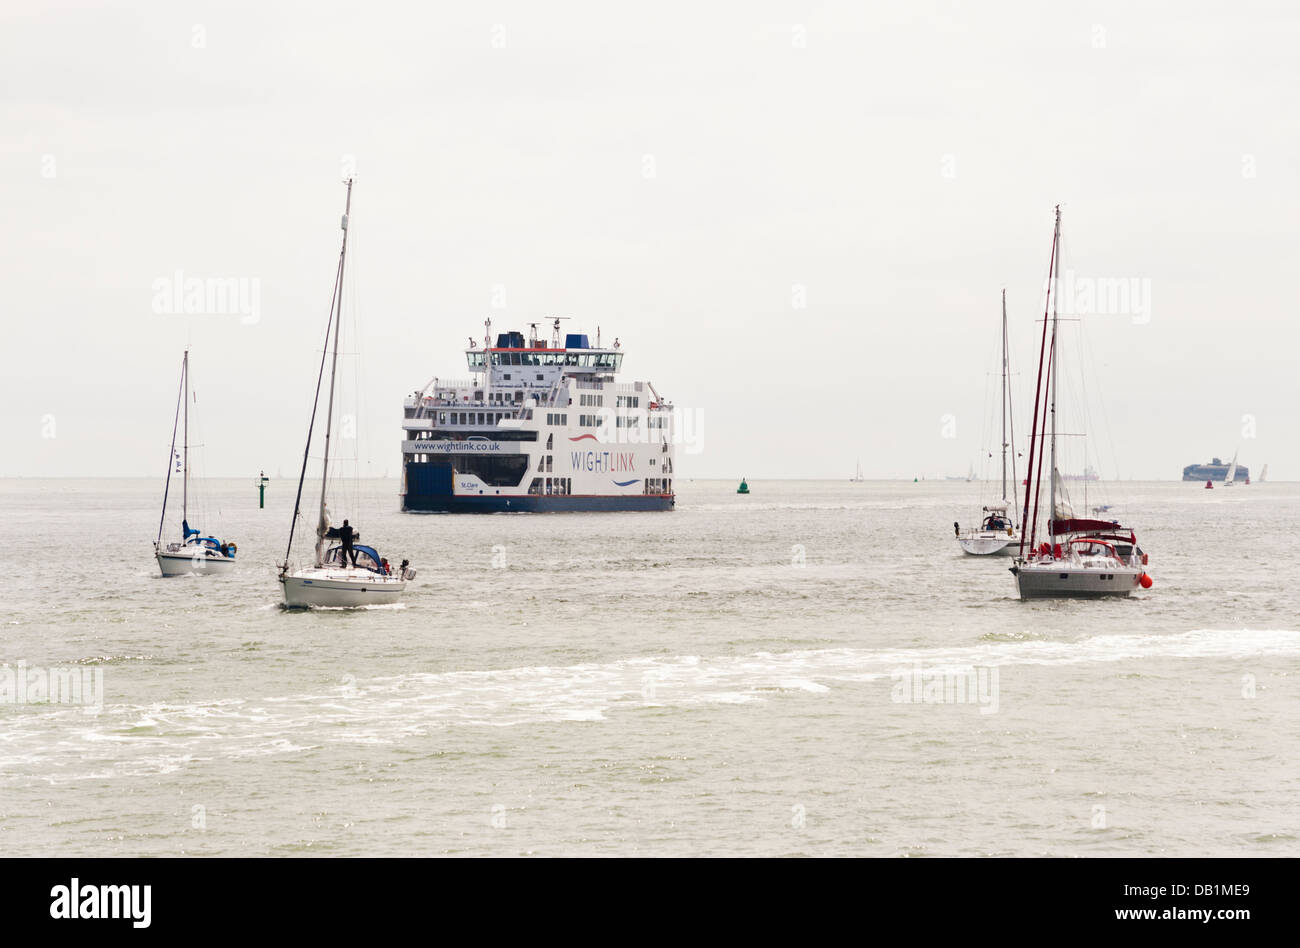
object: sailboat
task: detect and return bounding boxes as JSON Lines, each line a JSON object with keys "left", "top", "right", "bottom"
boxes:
{"left": 154, "top": 350, "right": 237, "bottom": 576}
{"left": 1258, "top": 464, "right": 1268, "bottom": 484}
{"left": 851, "top": 459, "right": 864, "bottom": 482}
{"left": 1223, "top": 451, "right": 1239, "bottom": 487}
{"left": 956, "top": 290, "right": 1020, "bottom": 556}
{"left": 279, "top": 180, "right": 413, "bottom": 608}
{"left": 1009, "top": 207, "right": 1151, "bottom": 598}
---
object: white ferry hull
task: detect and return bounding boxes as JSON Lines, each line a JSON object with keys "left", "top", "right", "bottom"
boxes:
{"left": 1011, "top": 562, "right": 1142, "bottom": 599}
{"left": 280, "top": 569, "right": 406, "bottom": 608}
{"left": 157, "top": 551, "right": 237, "bottom": 577}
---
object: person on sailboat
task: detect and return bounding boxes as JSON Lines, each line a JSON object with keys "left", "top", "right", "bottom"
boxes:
{"left": 326, "top": 519, "right": 359, "bottom": 567}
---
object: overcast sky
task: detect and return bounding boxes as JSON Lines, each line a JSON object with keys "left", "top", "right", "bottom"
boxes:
{"left": 3, "top": 1, "right": 1296, "bottom": 480}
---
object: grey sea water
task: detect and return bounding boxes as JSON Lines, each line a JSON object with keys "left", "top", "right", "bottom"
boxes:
{"left": 1, "top": 477, "right": 1296, "bottom": 856}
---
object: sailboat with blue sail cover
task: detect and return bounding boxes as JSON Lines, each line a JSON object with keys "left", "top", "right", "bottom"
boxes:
{"left": 154, "top": 349, "right": 237, "bottom": 576}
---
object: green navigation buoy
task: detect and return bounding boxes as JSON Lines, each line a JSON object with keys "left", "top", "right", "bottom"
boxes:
{"left": 737, "top": 477, "right": 750, "bottom": 495}
{"left": 257, "top": 470, "right": 269, "bottom": 508}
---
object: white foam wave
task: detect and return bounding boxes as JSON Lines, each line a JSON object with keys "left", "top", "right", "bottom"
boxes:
{"left": 2, "top": 628, "right": 1293, "bottom": 782}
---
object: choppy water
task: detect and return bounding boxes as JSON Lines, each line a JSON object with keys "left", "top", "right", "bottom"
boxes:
{"left": 1, "top": 478, "right": 1296, "bottom": 856}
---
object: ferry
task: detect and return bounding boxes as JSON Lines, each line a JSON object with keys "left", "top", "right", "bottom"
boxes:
{"left": 401, "top": 319, "right": 676, "bottom": 513}
{"left": 1183, "top": 457, "right": 1249, "bottom": 482}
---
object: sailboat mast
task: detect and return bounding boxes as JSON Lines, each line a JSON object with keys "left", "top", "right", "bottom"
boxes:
{"left": 315, "top": 178, "right": 353, "bottom": 566}
{"left": 182, "top": 349, "right": 189, "bottom": 528}
{"left": 1048, "top": 208, "right": 1061, "bottom": 541}
{"left": 1000, "top": 289, "right": 1008, "bottom": 503}
{"left": 157, "top": 353, "right": 185, "bottom": 548}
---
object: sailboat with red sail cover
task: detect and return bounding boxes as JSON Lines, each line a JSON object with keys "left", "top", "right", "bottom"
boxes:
{"left": 1009, "top": 206, "right": 1153, "bottom": 599}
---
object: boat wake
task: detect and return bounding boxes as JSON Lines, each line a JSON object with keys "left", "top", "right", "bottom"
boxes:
{"left": 3, "top": 628, "right": 1294, "bottom": 782}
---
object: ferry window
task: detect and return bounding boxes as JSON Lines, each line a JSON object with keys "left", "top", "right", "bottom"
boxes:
{"left": 536, "top": 374, "right": 543, "bottom": 381}
{"left": 503, "top": 373, "right": 511, "bottom": 381}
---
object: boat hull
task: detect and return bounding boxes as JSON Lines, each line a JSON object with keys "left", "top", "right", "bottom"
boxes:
{"left": 1011, "top": 563, "right": 1141, "bottom": 599}
{"left": 156, "top": 551, "right": 237, "bottom": 577}
{"left": 402, "top": 491, "right": 675, "bottom": 513}
{"left": 280, "top": 569, "right": 406, "bottom": 607}
{"left": 957, "top": 533, "right": 1017, "bottom": 556}
{"left": 402, "top": 458, "right": 673, "bottom": 513}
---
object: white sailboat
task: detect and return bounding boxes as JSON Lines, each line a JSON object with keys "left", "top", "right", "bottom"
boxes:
{"left": 851, "top": 459, "right": 865, "bottom": 482}
{"left": 956, "top": 290, "right": 1020, "bottom": 556}
{"left": 1223, "top": 451, "right": 1239, "bottom": 487}
{"left": 1010, "top": 207, "right": 1151, "bottom": 599}
{"left": 154, "top": 350, "right": 237, "bottom": 576}
{"left": 279, "top": 180, "right": 413, "bottom": 608}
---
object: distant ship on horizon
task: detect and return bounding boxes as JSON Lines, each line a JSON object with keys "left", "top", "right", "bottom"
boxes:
{"left": 1061, "top": 465, "right": 1100, "bottom": 482}
{"left": 1183, "top": 457, "right": 1249, "bottom": 482}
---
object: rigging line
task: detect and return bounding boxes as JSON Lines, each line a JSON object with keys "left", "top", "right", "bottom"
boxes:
{"left": 282, "top": 251, "right": 345, "bottom": 570}
{"left": 983, "top": 322, "right": 998, "bottom": 482}
{"left": 1078, "top": 314, "right": 1123, "bottom": 491}
{"left": 187, "top": 361, "right": 210, "bottom": 529}
{"left": 314, "top": 179, "right": 354, "bottom": 569}
{"left": 1005, "top": 294, "right": 1019, "bottom": 520}
{"left": 156, "top": 352, "right": 186, "bottom": 548}
{"left": 1020, "top": 208, "right": 1059, "bottom": 556}
{"left": 1029, "top": 329, "right": 1055, "bottom": 549}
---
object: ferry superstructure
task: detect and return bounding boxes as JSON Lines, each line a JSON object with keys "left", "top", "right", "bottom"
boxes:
{"left": 401, "top": 320, "right": 676, "bottom": 512}
{"left": 1183, "top": 457, "right": 1250, "bottom": 482}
